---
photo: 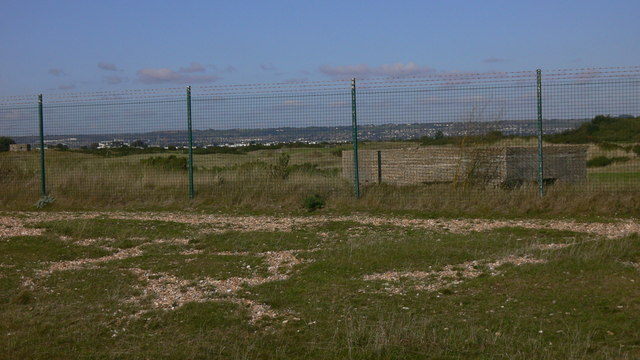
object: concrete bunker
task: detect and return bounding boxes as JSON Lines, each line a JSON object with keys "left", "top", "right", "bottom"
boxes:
{"left": 9, "top": 144, "right": 31, "bottom": 152}
{"left": 342, "top": 145, "right": 587, "bottom": 187}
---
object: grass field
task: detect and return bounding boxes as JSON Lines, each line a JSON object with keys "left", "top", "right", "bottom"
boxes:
{"left": 2, "top": 140, "right": 640, "bottom": 216}
{"left": 1, "top": 212, "right": 640, "bottom": 359}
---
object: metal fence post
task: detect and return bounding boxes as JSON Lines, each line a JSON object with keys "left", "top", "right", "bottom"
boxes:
{"left": 536, "top": 69, "right": 544, "bottom": 197}
{"left": 351, "top": 78, "right": 360, "bottom": 198}
{"left": 377, "top": 150, "right": 382, "bottom": 184}
{"left": 187, "top": 86, "right": 195, "bottom": 199}
{"left": 38, "top": 94, "right": 47, "bottom": 196}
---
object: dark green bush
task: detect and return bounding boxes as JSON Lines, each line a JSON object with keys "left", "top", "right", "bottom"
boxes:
{"left": 0, "top": 136, "right": 16, "bottom": 152}
{"left": 140, "top": 155, "right": 188, "bottom": 171}
{"left": 303, "top": 194, "right": 325, "bottom": 211}
{"left": 587, "top": 156, "right": 631, "bottom": 168}
{"left": 597, "top": 142, "right": 628, "bottom": 151}
{"left": 547, "top": 115, "right": 640, "bottom": 144}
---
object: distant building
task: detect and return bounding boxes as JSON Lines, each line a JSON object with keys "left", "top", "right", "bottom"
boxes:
{"left": 9, "top": 144, "right": 31, "bottom": 152}
{"left": 98, "top": 139, "right": 128, "bottom": 149}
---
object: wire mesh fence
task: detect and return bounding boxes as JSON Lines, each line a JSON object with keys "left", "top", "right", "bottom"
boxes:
{"left": 1, "top": 67, "right": 640, "bottom": 209}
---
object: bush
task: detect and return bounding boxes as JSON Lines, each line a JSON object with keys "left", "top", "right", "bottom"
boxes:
{"left": 546, "top": 115, "right": 640, "bottom": 144}
{"left": 140, "top": 155, "right": 188, "bottom": 171}
{"left": 0, "top": 136, "right": 16, "bottom": 152}
{"left": 598, "top": 142, "right": 628, "bottom": 151}
{"left": 303, "top": 194, "right": 325, "bottom": 211}
{"left": 270, "top": 153, "right": 290, "bottom": 179}
{"left": 587, "top": 156, "right": 631, "bottom": 168}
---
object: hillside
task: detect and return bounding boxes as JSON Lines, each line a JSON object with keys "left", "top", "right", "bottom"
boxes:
{"left": 546, "top": 115, "right": 640, "bottom": 143}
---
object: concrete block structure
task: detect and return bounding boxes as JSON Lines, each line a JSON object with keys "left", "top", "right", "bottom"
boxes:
{"left": 342, "top": 145, "right": 587, "bottom": 187}
{"left": 9, "top": 144, "right": 31, "bottom": 152}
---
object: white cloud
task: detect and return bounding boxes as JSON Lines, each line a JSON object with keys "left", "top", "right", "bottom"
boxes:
{"left": 319, "top": 62, "right": 435, "bottom": 79}
{"left": 179, "top": 62, "right": 206, "bottom": 73}
{"left": 136, "top": 68, "right": 218, "bottom": 84}
{"left": 260, "top": 63, "right": 277, "bottom": 71}
{"left": 98, "top": 62, "right": 119, "bottom": 71}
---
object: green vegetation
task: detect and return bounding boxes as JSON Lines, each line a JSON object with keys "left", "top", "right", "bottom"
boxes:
{"left": 269, "top": 153, "right": 291, "bottom": 179}
{"left": 193, "top": 142, "right": 329, "bottom": 155}
{"left": 140, "top": 155, "right": 188, "bottom": 171}
{"left": 0, "top": 134, "right": 639, "bottom": 216}
{"left": 420, "top": 130, "right": 519, "bottom": 146}
{"left": 73, "top": 146, "right": 168, "bottom": 157}
{"left": 587, "top": 156, "right": 631, "bottom": 168}
{"left": 0, "top": 136, "right": 15, "bottom": 152}
{"left": 1, "top": 215, "right": 639, "bottom": 359}
{"left": 303, "top": 194, "right": 325, "bottom": 211}
{"left": 546, "top": 115, "right": 640, "bottom": 144}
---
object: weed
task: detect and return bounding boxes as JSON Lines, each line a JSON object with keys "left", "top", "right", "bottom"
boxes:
{"left": 303, "top": 194, "right": 325, "bottom": 211}
{"left": 269, "top": 153, "right": 290, "bottom": 179}
{"left": 35, "top": 195, "right": 56, "bottom": 209}
{"left": 587, "top": 156, "right": 630, "bottom": 167}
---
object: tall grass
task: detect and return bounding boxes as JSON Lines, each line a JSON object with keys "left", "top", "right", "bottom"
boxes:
{"left": 1, "top": 148, "right": 640, "bottom": 216}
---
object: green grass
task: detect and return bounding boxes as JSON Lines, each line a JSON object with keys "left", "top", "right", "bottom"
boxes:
{"left": 1, "top": 214, "right": 639, "bottom": 359}
{"left": 31, "top": 218, "right": 195, "bottom": 241}
{"left": 589, "top": 172, "right": 640, "bottom": 182}
{"left": 2, "top": 143, "right": 640, "bottom": 216}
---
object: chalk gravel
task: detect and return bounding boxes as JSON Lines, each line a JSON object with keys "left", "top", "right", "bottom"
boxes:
{"left": 2, "top": 211, "right": 639, "bottom": 324}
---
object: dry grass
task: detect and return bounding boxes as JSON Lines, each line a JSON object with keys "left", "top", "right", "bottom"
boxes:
{"left": 1, "top": 146, "right": 640, "bottom": 216}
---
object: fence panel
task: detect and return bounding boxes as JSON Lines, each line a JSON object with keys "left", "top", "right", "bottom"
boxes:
{"left": 0, "top": 96, "right": 40, "bottom": 206}
{"left": 191, "top": 81, "right": 352, "bottom": 205}
{"left": 41, "top": 89, "right": 187, "bottom": 205}
{"left": 542, "top": 68, "right": 640, "bottom": 192}
{"left": 1, "top": 66, "right": 639, "bottom": 209}
{"left": 352, "top": 72, "right": 542, "bottom": 198}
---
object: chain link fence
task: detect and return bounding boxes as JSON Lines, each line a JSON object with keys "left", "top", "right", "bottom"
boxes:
{"left": 1, "top": 67, "right": 640, "bottom": 208}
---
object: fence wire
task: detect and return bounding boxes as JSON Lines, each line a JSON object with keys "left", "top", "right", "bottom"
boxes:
{"left": 1, "top": 67, "right": 640, "bottom": 208}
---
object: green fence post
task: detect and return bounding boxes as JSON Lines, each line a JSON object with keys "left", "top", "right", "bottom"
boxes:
{"left": 351, "top": 78, "right": 360, "bottom": 198}
{"left": 38, "top": 94, "right": 46, "bottom": 196}
{"left": 536, "top": 69, "right": 544, "bottom": 197}
{"left": 187, "top": 86, "right": 195, "bottom": 199}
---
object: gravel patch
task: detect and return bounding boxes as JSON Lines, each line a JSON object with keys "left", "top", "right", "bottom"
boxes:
{"left": 125, "top": 249, "right": 307, "bottom": 323}
{"left": 5, "top": 212, "right": 639, "bottom": 239}
{"left": 364, "top": 255, "right": 546, "bottom": 294}
{"left": 0, "top": 216, "right": 44, "bottom": 238}
{"left": 532, "top": 243, "right": 574, "bottom": 250}
{"left": 36, "top": 247, "right": 144, "bottom": 277}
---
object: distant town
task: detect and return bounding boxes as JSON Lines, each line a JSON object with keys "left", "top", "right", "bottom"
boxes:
{"left": 12, "top": 119, "right": 590, "bottom": 150}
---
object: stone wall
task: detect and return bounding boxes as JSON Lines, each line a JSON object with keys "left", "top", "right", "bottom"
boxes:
{"left": 342, "top": 145, "right": 586, "bottom": 186}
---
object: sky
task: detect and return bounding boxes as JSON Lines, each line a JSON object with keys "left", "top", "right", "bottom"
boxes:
{"left": 1, "top": 0, "right": 640, "bottom": 97}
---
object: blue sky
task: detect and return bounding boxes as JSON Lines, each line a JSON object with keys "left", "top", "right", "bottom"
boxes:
{"left": 1, "top": 0, "right": 639, "bottom": 97}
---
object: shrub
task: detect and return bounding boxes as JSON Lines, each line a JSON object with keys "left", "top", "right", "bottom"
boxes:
{"left": 140, "top": 155, "right": 188, "bottom": 171}
{"left": 587, "top": 156, "right": 631, "bottom": 167}
{"left": 598, "top": 142, "right": 628, "bottom": 151}
{"left": 303, "top": 194, "right": 325, "bottom": 211}
{"left": 0, "top": 136, "right": 16, "bottom": 152}
{"left": 270, "top": 153, "right": 290, "bottom": 179}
